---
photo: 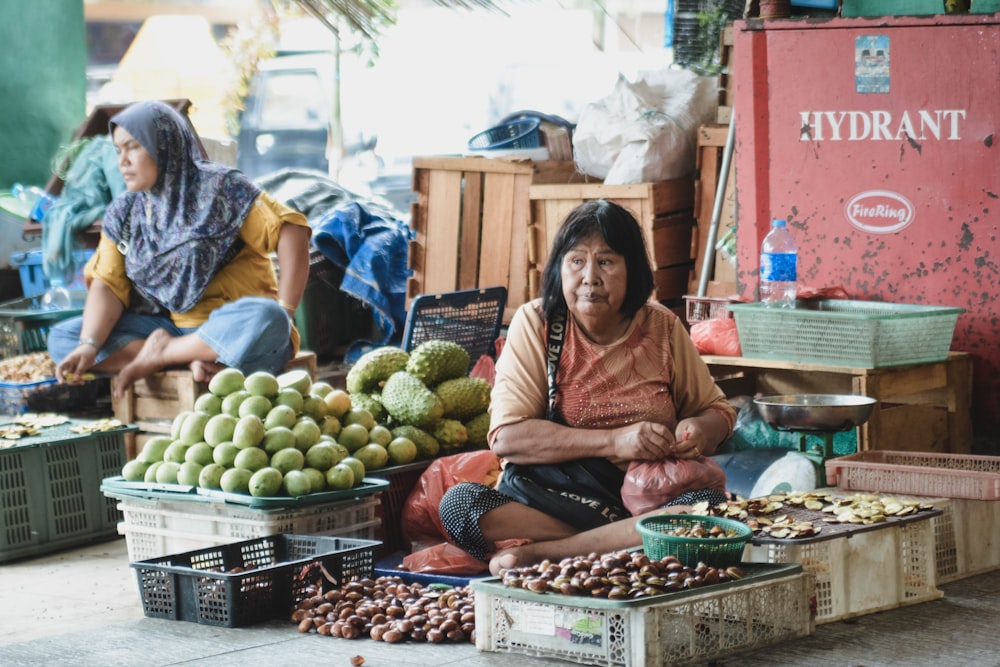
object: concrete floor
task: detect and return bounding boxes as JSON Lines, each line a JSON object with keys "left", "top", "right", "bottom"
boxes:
{"left": 2, "top": 536, "right": 1000, "bottom": 667}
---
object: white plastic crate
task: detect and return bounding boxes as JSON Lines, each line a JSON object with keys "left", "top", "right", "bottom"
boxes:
{"left": 742, "top": 516, "right": 940, "bottom": 623}
{"left": 473, "top": 566, "right": 814, "bottom": 667}
{"left": 916, "top": 496, "right": 1000, "bottom": 585}
{"left": 114, "top": 494, "right": 380, "bottom": 562}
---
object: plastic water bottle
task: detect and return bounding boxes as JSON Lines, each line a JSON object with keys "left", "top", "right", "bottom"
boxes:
{"left": 759, "top": 219, "right": 798, "bottom": 308}
{"left": 41, "top": 276, "right": 73, "bottom": 311}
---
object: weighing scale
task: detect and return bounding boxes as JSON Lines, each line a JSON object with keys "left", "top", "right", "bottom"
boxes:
{"left": 713, "top": 394, "right": 877, "bottom": 497}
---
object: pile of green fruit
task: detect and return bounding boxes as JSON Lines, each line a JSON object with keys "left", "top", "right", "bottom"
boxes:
{"left": 345, "top": 339, "right": 492, "bottom": 456}
{"left": 118, "top": 339, "right": 491, "bottom": 499}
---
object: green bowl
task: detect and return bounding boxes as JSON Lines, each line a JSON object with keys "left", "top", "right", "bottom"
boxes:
{"left": 636, "top": 514, "right": 751, "bottom": 568}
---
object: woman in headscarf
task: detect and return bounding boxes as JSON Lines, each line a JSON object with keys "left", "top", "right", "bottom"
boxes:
{"left": 49, "top": 101, "right": 312, "bottom": 397}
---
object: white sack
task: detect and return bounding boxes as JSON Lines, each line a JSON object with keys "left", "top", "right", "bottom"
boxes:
{"left": 573, "top": 68, "right": 718, "bottom": 185}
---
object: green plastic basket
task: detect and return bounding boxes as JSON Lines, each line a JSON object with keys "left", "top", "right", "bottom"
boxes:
{"left": 636, "top": 514, "right": 751, "bottom": 568}
{"left": 728, "top": 299, "right": 964, "bottom": 368}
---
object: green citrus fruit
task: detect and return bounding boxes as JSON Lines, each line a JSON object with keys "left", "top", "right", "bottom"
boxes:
{"left": 271, "top": 447, "right": 305, "bottom": 474}
{"left": 319, "top": 415, "right": 341, "bottom": 438}
{"left": 344, "top": 407, "right": 376, "bottom": 430}
{"left": 198, "top": 462, "right": 227, "bottom": 490}
{"left": 163, "top": 441, "right": 191, "bottom": 464}
{"left": 233, "top": 415, "right": 266, "bottom": 449}
{"left": 245, "top": 371, "right": 279, "bottom": 397}
{"left": 338, "top": 423, "right": 369, "bottom": 452}
{"left": 249, "top": 467, "right": 283, "bottom": 497}
{"left": 184, "top": 441, "right": 215, "bottom": 466}
{"left": 277, "top": 369, "right": 313, "bottom": 395}
{"left": 282, "top": 469, "right": 312, "bottom": 497}
{"left": 304, "top": 443, "right": 336, "bottom": 471}
{"left": 273, "top": 387, "right": 305, "bottom": 414}
{"left": 213, "top": 441, "right": 239, "bottom": 467}
{"left": 176, "top": 461, "right": 203, "bottom": 486}
{"left": 179, "top": 411, "right": 212, "bottom": 445}
{"left": 339, "top": 456, "right": 366, "bottom": 485}
{"left": 386, "top": 437, "right": 418, "bottom": 466}
{"left": 138, "top": 435, "right": 172, "bottom": 463}
{"left": 233, "top": 446, "right": 269, "bottom": 472}
{"left": 263, "top": 426, "right": 297, "bottom": 455}
{"left": 239, "top": 394, "right": 273, "bottom": 420}
{"left": 143, "top": 461, "right": 163, "bottom": 483}
{"left": 170, "top": 411, "right": 192, "bottom": 441}
{"left": 301, "top": 395, "right": 328, "bottom": 422}
{"left": 204, "top": 413, "right": 238, "bottom": 446}
{"left": 292, "top": 419, "right": 322, "bottom": 452}
{"left": 220, "top": 467, "right": 253, "bottom": 494}
{"left": 264, "top": 404, "right": 298, "bottom": 430}
{"left": 301, "top": 467, "right": 327, "bottom": 493}
{"left": 155, "top": 461, "right": 181, "bottom": 484}
{"left": 323, "top": 389, "right": 352, "bottom": 418}
{"left": 310, "top": 381, "right": 335, "bottom": 399}
{"left": 121, "top": 459, "right": 150, "bottom": 482}
{"left": 354, "top": 443, "right": 389, "bottom": 471}
{"left": 221, "top": 390, "right": 251, "bottom": 417}
{"left": 194, "top": 392, "right": 223, "bottom": 416}
{"left": 368, "top": 424, "right": 393, "bottom": 447}
{"left": 325, "top": 462, "right": 355, "bottom": 490}
{"left": 209, "top": 367, "right": 246, "bottom": 397}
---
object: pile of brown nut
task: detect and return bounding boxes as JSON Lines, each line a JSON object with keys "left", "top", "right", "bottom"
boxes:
{"left": 290, "top": 575, "right": 476, "bottom": 644}
{"left": 499, "top": 550, "right": 744, "bottom": 600}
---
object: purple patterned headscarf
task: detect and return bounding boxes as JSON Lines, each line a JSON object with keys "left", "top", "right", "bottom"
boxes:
{"left": 101, "top": 101, "right": 260, "bottom": 313}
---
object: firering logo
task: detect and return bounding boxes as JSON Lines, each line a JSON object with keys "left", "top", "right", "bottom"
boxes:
{"left": 845, "top": 190, "right": 915, "bottom": 233}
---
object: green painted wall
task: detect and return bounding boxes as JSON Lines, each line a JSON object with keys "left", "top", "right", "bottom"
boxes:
{"left": 0, "top": 0, "right": 86, "bottom": 191}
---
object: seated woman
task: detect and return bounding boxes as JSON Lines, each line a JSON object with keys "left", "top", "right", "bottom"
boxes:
{"left": 49, "top": 100, "right": 312, "bottom": 397}
{"left": 438, "top": 199, "right": 736, "bottom": 574}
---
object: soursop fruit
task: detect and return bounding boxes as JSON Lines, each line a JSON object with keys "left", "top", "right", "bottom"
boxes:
{"left": 380, "top": 371, "right": 444, "bottom": 428}
{"left": 391, "top": 424, "right": 440, "bottom": 460}
{"left": 346, "top": 346, "right": 409, "bottom": 394}
{"left": 463, "top": 412, "right": 490, "bottom": 449}
{"left": 434, "top": 376, "right": 491, "bottom": 420}
{"left": 433, "top": 418, "right": 468, "bottom": 451}
{"left": 405, "top": 340, "right": 470, "bottom": 386}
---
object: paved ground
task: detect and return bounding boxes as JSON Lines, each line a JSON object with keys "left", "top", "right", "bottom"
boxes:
{"left": 2, "top": 536, "right": 1000, "bottom": 667}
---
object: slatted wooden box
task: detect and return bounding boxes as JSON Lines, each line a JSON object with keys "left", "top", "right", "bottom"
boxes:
{"left": 409, "top": 156, "right": 695, "bottom": 323}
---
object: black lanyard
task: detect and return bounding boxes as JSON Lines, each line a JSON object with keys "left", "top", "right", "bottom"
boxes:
{"left": 546, "top": 309, "right": 567, "bottom": 421}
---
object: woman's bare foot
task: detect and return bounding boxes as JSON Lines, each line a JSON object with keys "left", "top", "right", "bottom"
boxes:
{"left": 114, "top": 329, "right": 173, "bottom": 399}
{"left": 191, "top": 360, "right": 226, "bottom": 383}
{"left": 489, "top": 544, "right": 548, "bottom": 575}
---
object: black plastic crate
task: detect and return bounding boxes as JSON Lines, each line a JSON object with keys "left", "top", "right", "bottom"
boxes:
{"left": 402, "top": 286, "right": 506, "bottom": 370}
{"left": 367, "top": 460, "right": 432, "bottom": 556}
{"left": 131, "top": 534, "right": 379, "bottom": 627}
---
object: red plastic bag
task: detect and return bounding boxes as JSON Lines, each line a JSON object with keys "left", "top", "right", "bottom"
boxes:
{"left": 620, "top": 457, "right": 727, "bottom": 516}
{"left": 401, "top": 449, "right": 501, "bottom": 548}
{"left": 402, "top": 542, "right": 489, "bottom": 575}
{"left": 690, "top": 317, "right": 742, "bottom": 356}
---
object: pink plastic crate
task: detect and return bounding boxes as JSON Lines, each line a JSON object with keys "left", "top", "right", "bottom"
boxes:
{"left": 826, "top": 451, "right": 1000, "bottom": 500}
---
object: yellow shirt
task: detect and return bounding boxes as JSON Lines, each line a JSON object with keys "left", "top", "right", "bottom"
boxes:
{"left": 84, "top": 191, "right": 309, "bottom": 349}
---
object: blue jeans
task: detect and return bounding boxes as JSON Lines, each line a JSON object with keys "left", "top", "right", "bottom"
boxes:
{"left": 48, "top": 296, "right": 294, "bottom": 375}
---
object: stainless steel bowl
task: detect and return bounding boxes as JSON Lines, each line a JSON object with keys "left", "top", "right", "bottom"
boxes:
{"left": 753, "top": 394, "right": 877, "bottom": 433}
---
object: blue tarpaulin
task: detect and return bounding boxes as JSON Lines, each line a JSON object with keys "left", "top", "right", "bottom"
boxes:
{"left": 255, "top": 169, "right": 411, "bottom": 361}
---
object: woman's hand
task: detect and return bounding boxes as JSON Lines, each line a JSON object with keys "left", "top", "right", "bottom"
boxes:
{"left": 613, "top": 422, "right": 677, "bottom": 461}
{"left": 56, "top": 344, "right": 98, "bottom": 384}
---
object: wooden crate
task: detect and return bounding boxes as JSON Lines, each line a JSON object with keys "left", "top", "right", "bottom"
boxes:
{"left": 690, "top": 124, "right": 737, "bottom": 297}
{"left": 409, "top": 157, "right": 695, "bottom": 322}
{"left": 113, "top": 351, "right": 318, "bottom": 460}
{"left": 528, "top": 179, "right": 696, "bottom": 303}
{"left": 408, "top": 156, "right": 589, "bottom": 324}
